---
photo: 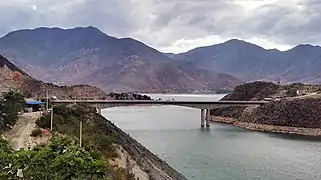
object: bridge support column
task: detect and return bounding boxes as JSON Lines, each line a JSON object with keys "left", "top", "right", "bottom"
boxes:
{"left": 200, "top": 109, "right": 205, "bottom": 128}
{"left": 206, "top": 109, "right": 211, "bottom": 128}
{"left": 96, "top": 104, "right": 102, "bottom": 115}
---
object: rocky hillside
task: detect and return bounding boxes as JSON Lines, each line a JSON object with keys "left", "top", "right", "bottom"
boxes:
{"left": 242, "top": 98, "right": 321, "bottom": 128}
{"left": 220, "top": 81, "right": 280, "bottom": 101}
{"left": 0, "top": 54, "right": 106, "bottom": 99}
{"left": 212, "top": 81, "right": 321, "bottom": 128}
{"left": 0, "top": 27, "right": 242, "bottom": 92}
{"left": 171, "top": 39, "right": 321, "bottom": 83}
{"left": 211, "top": 82, "right": 283, "bottom": 118}
{"left": 220, "top": 81, "right": 320, "bottom": 102}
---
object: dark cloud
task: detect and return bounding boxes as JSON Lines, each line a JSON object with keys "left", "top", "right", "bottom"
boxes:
{"left": 242, "top": 1, "right": 321, "bottom": 46}
{"left": 0, "top": 0, "right": 320, "bottom": 52}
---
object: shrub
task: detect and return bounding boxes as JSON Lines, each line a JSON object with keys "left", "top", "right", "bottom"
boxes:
{"left": 0, "top": 90, "right": 26, "bottom": 132}
{"left": 30, "top": 128, "right": 43, "bottom": 137}
{"left": 36, "top": 104, "right": 118, "bottom": 158}
{"left": 1, "top": 135, "right": 110, "bottom": 179}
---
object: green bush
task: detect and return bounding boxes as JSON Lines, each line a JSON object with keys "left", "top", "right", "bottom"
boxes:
{"left": 0, "top": 135, "right": 111, "bottom": 179}
{"left": 0, "top": 90, "right": 26, "bottom": 133}
{"left": 34, "top": 104, "right": 138, "bottom": 179}
{"left": 30, "top": 128, "right": 43, "bottom": 137}
{"left": 36, "top": 104, "right": 117, "bottom": 158}
{"left": 0, "top": 138, "right": 14, "bottom": 179}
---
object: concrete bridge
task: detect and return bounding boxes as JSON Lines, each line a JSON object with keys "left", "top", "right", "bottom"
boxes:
{"left": 51, "top": 100, "right": 268, "bottom": 128}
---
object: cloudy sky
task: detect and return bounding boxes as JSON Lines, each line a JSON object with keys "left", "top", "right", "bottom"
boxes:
{"left": 0, "top": 0, "right": 320, "bottom": 53}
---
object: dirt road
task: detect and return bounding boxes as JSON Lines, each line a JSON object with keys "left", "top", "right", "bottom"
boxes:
{"left": 4, "top": 112, "right": 42, "bottom": 150}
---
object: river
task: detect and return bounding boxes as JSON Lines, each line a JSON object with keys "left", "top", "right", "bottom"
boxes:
{"left": 101, "top": 94, "right": 321, "bottom": 180}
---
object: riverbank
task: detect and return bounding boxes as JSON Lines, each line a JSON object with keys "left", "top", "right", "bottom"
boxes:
{"left": 212, "top": 116, "right": 321, "bottom": 136}
{"left": 97, "top": 113, "right": 188, "bottom": 180}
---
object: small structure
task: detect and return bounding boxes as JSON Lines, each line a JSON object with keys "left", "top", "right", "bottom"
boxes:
{"left": 26, "top": 99, "right": 46, "bottom": 112}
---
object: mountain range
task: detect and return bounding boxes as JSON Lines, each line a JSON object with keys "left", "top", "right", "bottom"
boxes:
{"left": 0, "top": 26, "right": 320, "bottom": 93}
{"left": 171, "top": 39, "right": 321, "bottom": 84}
{"left": 0, "top": 27, "right": 242, "bottom": 92}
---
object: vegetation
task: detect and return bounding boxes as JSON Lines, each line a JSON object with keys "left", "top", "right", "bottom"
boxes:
{"left": 215, "top": 89, "right": 233, "bottom": 94}
{"left": 108, "top": 92, "right": 151, "bottom": 100}
{"left": 35, "top": 104, "right": 136, "bottom": 179}
{"left": 0, "top": 135, "right": 111, "bottom": 179}
{"left": 0, "top": 90, "right": 25, "bottom": 132}
{"left": 30, "top": 127, "right": 43, "bottom": 137}
{"left": 0, "top": 90, "right": 136, "bottom": 179}
{"left": 36, "top": 104, "right": 117, "bottom": 157}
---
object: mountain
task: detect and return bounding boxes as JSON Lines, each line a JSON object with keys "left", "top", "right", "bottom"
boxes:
{"left": 0, "top": 27, "right": 243, "bottom": 92}
{"left": 0, "top": 54, "right": 106, "bottom": 99}
{"left": 171, "top": 39, "right": 321, "bottom": 84}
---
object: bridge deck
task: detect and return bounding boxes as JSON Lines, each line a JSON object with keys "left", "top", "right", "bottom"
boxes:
{"left": 51, "top": 100, "right": 268, "bottom": 105}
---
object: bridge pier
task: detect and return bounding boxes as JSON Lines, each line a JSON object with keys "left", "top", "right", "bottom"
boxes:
{"left": 206, "top": 109, "right": 211, "bottom": 127}
{"left": 200, "top": 109, "right": 205, "bottom": 128}
{"left": 96, "top": 104, "right": 102, "bottom": 115}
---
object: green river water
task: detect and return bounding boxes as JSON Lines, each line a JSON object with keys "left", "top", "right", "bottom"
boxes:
{"left": 102, "top": 94, "right": 321, "bottom": 180}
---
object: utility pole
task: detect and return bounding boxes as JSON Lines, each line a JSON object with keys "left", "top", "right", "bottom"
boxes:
{"left": 50, "top": 107, "right": 54, "bottom": 131}
{"left": 79, "top": 121, "right": 82, "bottom": 147}
{"left": 46, "top": 89, "right": 49, "bottom": 111}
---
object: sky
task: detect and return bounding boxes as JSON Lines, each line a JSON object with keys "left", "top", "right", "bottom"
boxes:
{"left": 0, "top": 0, "right": 320, "bottom": 53}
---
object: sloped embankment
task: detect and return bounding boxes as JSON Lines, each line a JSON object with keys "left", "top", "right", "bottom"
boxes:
{"left": 36, "top": 104, "right": 187, "bottom": 180}
{"left": 93, "top": 113, "right": 188, "bottom": 180}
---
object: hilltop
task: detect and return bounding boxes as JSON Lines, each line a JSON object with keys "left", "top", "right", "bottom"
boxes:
{"left": 0, "top": 27, "right": 242, "bottom": 92}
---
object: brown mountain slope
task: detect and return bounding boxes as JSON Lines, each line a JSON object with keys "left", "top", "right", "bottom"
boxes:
{"left": 68, "top": 56, "right": 243, "bottom": 92}
{"left": 0, "top": 27, "right": 243, "bottom": 92}
{"left": 172, "top": 39, "right": 321, "bottom": 84}
{"left": 0, "top": 55, "right": 106, "bottom": 99}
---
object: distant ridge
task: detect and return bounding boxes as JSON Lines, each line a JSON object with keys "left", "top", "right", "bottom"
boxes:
{"left": 0, "top": 26, "right": 243, "bottom": 92}
{"left": 171, "top": 39, "right": 321, "bottom": 84}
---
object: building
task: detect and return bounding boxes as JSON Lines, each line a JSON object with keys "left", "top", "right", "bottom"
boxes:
{"left": 26, "top": 99, "right": 46, "bottom": 112}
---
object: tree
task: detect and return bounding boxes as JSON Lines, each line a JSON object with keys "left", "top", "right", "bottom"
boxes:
{"left": 2, "top": 90, "right": 25, "bottom": 112}
{"left": 0, "top": 135, "right": 111, "bottom": 180}
{"left": 0, "top": 90, "right": 26, "bottom": 132}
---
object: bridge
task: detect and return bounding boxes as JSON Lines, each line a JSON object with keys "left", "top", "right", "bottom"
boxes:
{"left": 51, "top": 100, "right": 268, "bottom": 128}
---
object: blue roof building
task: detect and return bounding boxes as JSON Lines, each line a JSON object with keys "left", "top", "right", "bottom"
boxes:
{"left": 25, "top": 99, "right": 46, "bottom": 112}
{"left": 26, "top": 100, "right": 46, "bottom": 105}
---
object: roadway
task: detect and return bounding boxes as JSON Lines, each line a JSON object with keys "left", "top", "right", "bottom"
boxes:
{"left": 51, "top": 99, "right": 268, "bottom": 105}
